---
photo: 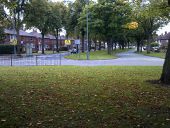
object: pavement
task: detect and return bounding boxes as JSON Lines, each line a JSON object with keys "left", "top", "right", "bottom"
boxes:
{"left": 0, "top": 50, "right": 164, "bottom": 66}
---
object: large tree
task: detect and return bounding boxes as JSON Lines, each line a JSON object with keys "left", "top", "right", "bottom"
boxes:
{"left": 0, "top": 4, "right": 6, "bottom": 42}
{"left": 48, "top": 2, "right": 65, "bottom": 52}
{"left": 159, "top": 0, "right": 170, "bottom": 84}
{"left": 1, "top": 0, "right": 26, "bottom": 47}
{"left": 78, "top": 0, "right": 132, "bottom": 54}
{"left": 65, "top": 0, "right": 87, "bottom": 52}
{"left": 25, "top": 0, "right": 51, "bottom": 54}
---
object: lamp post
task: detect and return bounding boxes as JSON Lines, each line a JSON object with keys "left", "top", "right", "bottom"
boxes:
{"left": 86, "top": 0, "right": 89, "bottom": 60}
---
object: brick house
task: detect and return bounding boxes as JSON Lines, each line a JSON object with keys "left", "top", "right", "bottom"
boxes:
{"left": 156, "top": 32, "right": 170, "bottom": 48}
{"left": 157, "top": 32, "right": 170, "bottom": 48}
{"left": 2, "top": 29, "right": 74, "bottom": 52}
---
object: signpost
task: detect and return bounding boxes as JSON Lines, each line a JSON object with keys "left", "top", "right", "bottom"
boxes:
{"left": 75, "top": 39, "right": 80, "bottom": 53}
{"left": 74, "top": 39, "right": 80, "bottom": 58}
{"left": 65, "top": 40, "right": 71, "bottom": 52}
{"left": 65, "top": 40, "right": 71, "bottom": 45}
{"left": 10, "top": 39, "right": 17, "bottom": 55}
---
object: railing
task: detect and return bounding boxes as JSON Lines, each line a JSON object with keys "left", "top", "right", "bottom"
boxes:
{"left": 0, "top": 52, "right": 70, "bottom": 66}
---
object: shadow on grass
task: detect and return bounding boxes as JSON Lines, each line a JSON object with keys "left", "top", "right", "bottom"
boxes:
{"left": 146, "top": 79, "right": 170, "bottom": 87}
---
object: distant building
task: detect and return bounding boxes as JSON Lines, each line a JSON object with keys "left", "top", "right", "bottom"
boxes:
{"left": 1, "top": 29, "right": 74, "bottom": 52}
{"left": 156, "top": 32, "right": 170, "bottom": 48}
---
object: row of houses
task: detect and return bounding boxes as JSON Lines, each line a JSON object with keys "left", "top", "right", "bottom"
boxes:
{"left": 156, "top": 32, "right": 170, "bottom": 48}
{"left": 2, "top": 29, "right": 74, "bottom": 52}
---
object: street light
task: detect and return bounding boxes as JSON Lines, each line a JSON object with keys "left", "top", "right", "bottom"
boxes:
{"left": 86, "top": 0, "right": 89, "bottom": 60}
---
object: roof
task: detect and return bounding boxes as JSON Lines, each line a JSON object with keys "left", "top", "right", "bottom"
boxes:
{"left": 47, "top": 34, "right": 56, "bottom": 40}
{"left": 29, "top": 31, "right": 42, "bottom": 38}
{"left": 161, "top": 32, "right": 170, "bottom": 40}
{"left": 4, "top": 29, "right": 33, "bottom": 37}
{"left": 156, "top": 35, "right": 164, "bottom": 40}
{"left": 4, "top": 29, "right": 69, "bottom": 40}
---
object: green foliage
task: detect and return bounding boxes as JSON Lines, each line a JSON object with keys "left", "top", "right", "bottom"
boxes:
{"left": 151, "top": 42, "right": 159, "bottom": 47}
{"left": 24, "top": 0, "right": 52, "bottom": 54}
{"left": 0, "top": 44, "right": 14, "bottom": 54}
{"left": 59, "top": 46, "right": 68, "bottom": 51}
{"left": 0, "top": 27, "right": 5, "bottom": 41}
{"left": 127, "top": 0, "right": 169, "bottom": 52}
{"left": 48, "top": 2, "right": 64, "bottom": 34}
{"left": 140, "top": 51, "right": 165, "bottom": 59}
{"left": 77, "top": 1, "right": 132, "bottom": 54}
{"left": 25, "top": 0, "right": 50, "bottom": 34}
{"left": 65, "top": 0, "right": 87, "bottom": 37}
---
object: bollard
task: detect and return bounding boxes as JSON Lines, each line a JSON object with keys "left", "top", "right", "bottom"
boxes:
{"left": 59, "top": 53, "right": 61, "bottom": 66}
{"left": 35, "top": 55, "right": 38, "bottom": 66}
{"left": 11, "top": 54, "right": 12, "bottom": 66}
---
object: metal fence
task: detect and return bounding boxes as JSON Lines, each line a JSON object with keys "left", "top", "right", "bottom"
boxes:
{"left": 0, "top": 52, "right": 70, "bottom": 66}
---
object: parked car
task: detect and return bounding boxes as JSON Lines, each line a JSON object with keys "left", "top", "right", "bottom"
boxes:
{"left": 71, "top": 48, "right": 77, "bottom": 54}
{"left": 143, "top": 46, "right": 146, "bottom": 50}
{"left": 152, "top": 46, "right": 160, "bottom": 52}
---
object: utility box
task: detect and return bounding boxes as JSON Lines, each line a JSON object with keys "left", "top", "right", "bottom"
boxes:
{"left": 26, "top": 43, "right": 33, "bottom": 56}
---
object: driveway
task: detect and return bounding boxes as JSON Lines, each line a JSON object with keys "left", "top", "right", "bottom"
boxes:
{"left": 0, "top": 50, "right": 164, "bottom": 66}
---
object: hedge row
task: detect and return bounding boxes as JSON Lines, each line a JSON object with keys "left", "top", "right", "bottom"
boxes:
{"left": 0, "top": 44, "right": 15, "bottom": 54}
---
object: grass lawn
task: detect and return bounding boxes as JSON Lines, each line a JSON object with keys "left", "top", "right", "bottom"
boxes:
{"left": 140, "top": 51, "right": 166, "bottom": 59}
{"left": 65, "top": 49, "right": 129, "bottom": 60}
{"left": 33, "top": 50, "right": 67, "bottom": 55}
{"left": 1, "top": 66, "right": 170, "bottom": 127}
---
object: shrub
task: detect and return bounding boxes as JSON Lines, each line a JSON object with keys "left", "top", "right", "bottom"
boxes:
{"left": 0, "top": 44, "right": 15, "bottom": 54}
{"left": 59, "top": 46, "right": 68, "bottom": 51}
{"left": 151, "top": 42, "right": 159, "bottom": 47}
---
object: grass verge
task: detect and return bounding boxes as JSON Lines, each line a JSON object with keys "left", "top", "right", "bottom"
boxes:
{"left": 0, "top": 66, "right": 170, "bottom": 127}
{"left": 65, "top": 49, "right": 129, "bottom": 60}
{"left": 139, "top": 51, "right": 165, "bottom": 59}
{"left": 33, "top": 50, "right": 67, "bottom": 55}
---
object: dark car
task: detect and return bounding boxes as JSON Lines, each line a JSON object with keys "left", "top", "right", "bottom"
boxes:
{"left": 71, "top": 48, "right": 77, "bottom": 54}
{"left": 143, "top": 46, "right": 146, "bottom": 50}
{"left": 152, "top": 47, "right": 160, "bottom": 52}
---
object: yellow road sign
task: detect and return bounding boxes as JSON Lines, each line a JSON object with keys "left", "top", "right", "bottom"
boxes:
{"left": 10, "top": 39, "right": 17, "bottom": 45}
{"left": 65, "top": 40, "right": 71, "bottom": 45}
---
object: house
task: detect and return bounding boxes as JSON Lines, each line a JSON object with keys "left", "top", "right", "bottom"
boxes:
{"left": 156, "top": 32, "right": 170, "bottom": 48}
{"left": 1, "top": 29, "right": 74, "bottom": 52}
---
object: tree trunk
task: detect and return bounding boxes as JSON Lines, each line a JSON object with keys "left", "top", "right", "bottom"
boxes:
{"left": 104, "top": 42, "right": 106, "bottom": 49}
{"left": 147, "top": 34, "right": 152, "bottom": 54}
{"left": 56, "top": 29, "right": 59, "bottom": 53}
{"left": 99, "top": 41, "right": 101, "bottom": 50}
{"left": 107, "top": 40, "right": 112, "bottom": 55}
{"left": 140, "top": 40, "right": 143, "bottom": 52}
{"left": 114, "top": 42, "right": 117, "bottom": 50}
{"left": 89, "top": 39, "right": 91, "bottom": 51}
{"left": 81, "top": 30, "right": 85, "bottom": 53}
{"left": 17, "top": 9, "right": 21, "bottom": 54}
{"left": 94, "top": 40, "right": 97, "bottom": 51}
{"left": 16, "top": 28, "right": 20, "bottom": 54}
{"left": 137, "top": 41, "right": 140, "bottom": 52}
{"left": 41, "top": 33, "right": 45, "bottom": 54}
{"left": 122, "top": 42, "right": 125, "bottom": 50}
{"left": 111, "top": 39, "right": 113, "bottom": 51}
{"left": 160, "top": 39, "right": 170, "bottom": 84}
{"left": 119, "top": 43, "right": 121, "bottom": 50}
{"left": 127, "top": 41, "right": 129, "bottom": 49}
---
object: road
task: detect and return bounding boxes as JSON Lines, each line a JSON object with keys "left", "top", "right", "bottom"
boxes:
{"left": 0, "top": 50, "right": 164, "bottom": 66}
{"left": 61, "top": 50, "right": 164, "bottom": 66}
